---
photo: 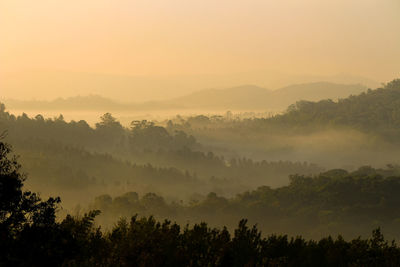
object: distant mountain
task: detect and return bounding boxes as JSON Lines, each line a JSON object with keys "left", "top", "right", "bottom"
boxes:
{"left": 4, "top": 95, "right": 122, "bottom": 111}
{"left": 2, "top": 82, "right": 368, "bottom": 112}
{"left": 3, "top": 95, "right": 183, "bottom": 112}
{"left": 1, "top": 70, "right": 380, "bottom": 102}
{"left": 164, "top": 82, "right": 367, "bottom": 111}
{"left": 167, "top": 85, "right": 272, "bottom": 110}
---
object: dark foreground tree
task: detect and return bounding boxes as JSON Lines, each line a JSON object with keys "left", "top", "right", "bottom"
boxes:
{"left": 0, "top": 141, "right": 103, "bottom": 266}
{"left": 0, "top": 140, "right": 61, "bottom": 264}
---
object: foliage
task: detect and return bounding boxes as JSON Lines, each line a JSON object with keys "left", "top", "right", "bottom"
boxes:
{"left": 0, "top": 105, "right": 323, "bottom": 201}
{"left": 91, "top": 165, "right": 400, "bottom": 240}
{"left": 2, "top": 142, "right": 400, "bottom": 266}
{"left": 267, "top": 79, "right": 400, "bottom": 136}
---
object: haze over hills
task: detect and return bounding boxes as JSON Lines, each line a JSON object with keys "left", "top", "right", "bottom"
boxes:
{"left": 0, "top": 70, "right": 379, "bottom": 102}
{"left": 168, "top": 82, "right": 367, "bottom": 110}
{"left": 166, "top": 85, "right": 271, "bottom": 110}
{"left": 2, "top": 0, "right": 400, "bottom": 264}
{"left": 270, "top": 82, "right": 368, "bottom": 109}
{"left": 3, "top": 82, "right": 368, "bottom": 113}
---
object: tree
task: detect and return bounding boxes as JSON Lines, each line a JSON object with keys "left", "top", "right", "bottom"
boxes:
{"left": 95, "top": 113, "right": 125, "bottom": 148}
{"left": 0, "top": 141, "right": 60, "bottom": 233}
{"left": 96, "top": 113, "right": 122, "bottom": 129}
{"left": 0, "top": 141, "right": 60, "bottom": 264}
{"left": 0, "top": 140, "right": 107, "bottom": 265}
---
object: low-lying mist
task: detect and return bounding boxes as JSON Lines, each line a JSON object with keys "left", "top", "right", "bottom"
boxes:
{"left": 2, "top": 80, "right": 400, "bottom": 240}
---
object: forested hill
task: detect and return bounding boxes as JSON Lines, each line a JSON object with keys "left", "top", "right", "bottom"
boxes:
{"left": 268, "top": 79, "right": 400, "bottom": 133}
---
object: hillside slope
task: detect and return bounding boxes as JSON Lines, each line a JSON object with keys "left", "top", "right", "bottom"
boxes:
{"left": 270, "top": 79, "right": 400, "bottom": 133}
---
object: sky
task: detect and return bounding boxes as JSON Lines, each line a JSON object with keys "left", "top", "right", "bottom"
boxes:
{"left": 1, "top": 0, "right": 399, "bottom": 100}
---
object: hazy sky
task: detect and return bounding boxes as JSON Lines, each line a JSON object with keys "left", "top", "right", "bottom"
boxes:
{"left": 1, "top": 0, "right": 399, "bottom": 100}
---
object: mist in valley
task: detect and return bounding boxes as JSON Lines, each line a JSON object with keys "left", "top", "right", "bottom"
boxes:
{"left": 1, "top": 0, "right": 400, "bottom": 265}
{"left": 3, "top": 80, "right": 400, "bottom": 241}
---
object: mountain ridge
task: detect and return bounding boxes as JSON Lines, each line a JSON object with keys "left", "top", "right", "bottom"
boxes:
{"left": 2, "top": 82, "right": 367, "bottom": 112}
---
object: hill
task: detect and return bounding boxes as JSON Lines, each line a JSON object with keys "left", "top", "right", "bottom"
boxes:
{"left": 2, "top": 82, "right": 368, "bottom": 112}
{"left": 4, "top": 95, "right": 122, "bottom": 111}
{"left": 1, "top": 70, "right": 379, "bottom": 102}
{"left": 3, "top": 95, "right": 182, "bottom": 112}
{"left": 167, "top": 85, "right": 272, "bottom": 110}
{"left": 165, "top": 82, "right": 367, "bottom": 110}
{"left": 271, "top": 79, "right": 400, "bottom": 133}
{"left": 270, "top": 82, "right": 367, "bottom": 109}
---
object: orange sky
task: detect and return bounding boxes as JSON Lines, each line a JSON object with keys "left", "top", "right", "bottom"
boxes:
{"left": 0, "top": 0, "right": 399, "bottom": 99}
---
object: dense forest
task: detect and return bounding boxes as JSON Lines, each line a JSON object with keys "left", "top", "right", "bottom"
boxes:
{"left": 2, "top": 79, "right": 400, "bottom": 265}
{"left": 0, "top": 102, "right": 322, "bottom": 207}
{"left": 88, "top": 165, "right": 400, "bottom": 240}
{"left": 2, "top": 141, "right": 400, "bottom": 266}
